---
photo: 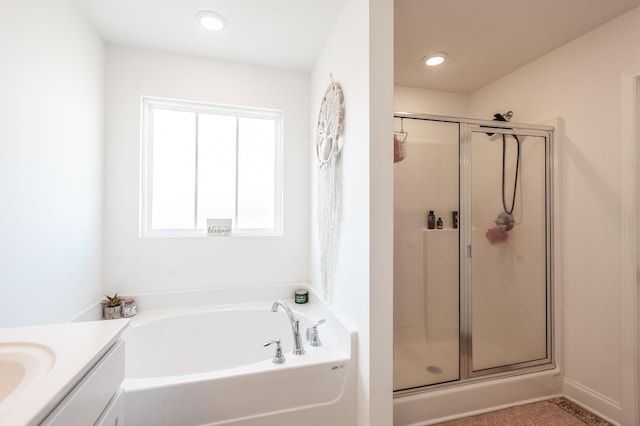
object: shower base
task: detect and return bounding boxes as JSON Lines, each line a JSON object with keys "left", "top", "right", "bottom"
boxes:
{"left": 393, "top": 367, "right": 562, "bottom": 425}
{"left": 394, "top": 325, "right": 458, "bottom": 390}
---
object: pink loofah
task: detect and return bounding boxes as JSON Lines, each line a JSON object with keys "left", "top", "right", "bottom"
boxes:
{"left": 486, "top": 226, "right": 508, "bottom": 244}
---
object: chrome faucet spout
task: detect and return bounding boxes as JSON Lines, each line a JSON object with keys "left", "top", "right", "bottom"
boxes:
{"left": 271, "top": 300, "right": 294, "bottom": 321}
{"left": 271, "top": 300, "right": 305, "bottom": 355}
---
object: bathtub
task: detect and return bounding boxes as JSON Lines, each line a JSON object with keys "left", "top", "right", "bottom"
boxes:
{"left": 122, "top": 290, "right": 355, "bottom": 426}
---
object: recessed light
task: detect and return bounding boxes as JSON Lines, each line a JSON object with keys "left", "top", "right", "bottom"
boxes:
{"left": 423, "top": 52, "right": 448, "bottom": 67}
{"left": 197, "top": 10, "right": 227, "bottom": 31}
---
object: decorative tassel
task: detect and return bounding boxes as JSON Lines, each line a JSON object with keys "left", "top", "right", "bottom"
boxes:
{"left": 316, "top": 76, "right": 344, "bottom": 300}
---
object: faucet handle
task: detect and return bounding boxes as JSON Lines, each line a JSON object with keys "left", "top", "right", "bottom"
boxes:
{"left": 264, "top": 339, "right": 286, "bottom": 364}
{"left": 306, "top": 319, "right": 326, "bottom": 347}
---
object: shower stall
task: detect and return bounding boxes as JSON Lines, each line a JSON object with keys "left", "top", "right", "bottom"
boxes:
{"left": 393, "top": 112, "right": 554, "bottom": 397}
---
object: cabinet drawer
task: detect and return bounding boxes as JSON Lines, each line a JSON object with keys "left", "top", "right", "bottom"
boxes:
{"left": 96, "top": 387, "right": 125, "bottom": 426}
{"left": 42, "top": 340, "right": 124, "bottom": 426}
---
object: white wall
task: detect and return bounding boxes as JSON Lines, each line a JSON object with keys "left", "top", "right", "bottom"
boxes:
{"left": 0, "top": 0, "right": 105, "bottom": 327}
{"left": 394, "top": 85, "right": 469, "bottom": 117}
{"left": 103, "top": 46, "right": 310, "bottom": 294}
{"left": 468, "top": 7, "right": 640, "bottom": 423}
{"left": 310, "top": 0, "right": 393, "bottom": 424}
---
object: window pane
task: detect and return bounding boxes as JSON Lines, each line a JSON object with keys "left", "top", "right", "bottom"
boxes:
{"left": 151, "top": 109, "right": 196, "bottom": 229}
{"left": 237, "top": 117, "right": 276, "bottom": 229}
{"left": 141, "top": 97, "right": 282, "bottom": 236}
{"left": 196, "top": 114, "right": 237, "bottom": 229}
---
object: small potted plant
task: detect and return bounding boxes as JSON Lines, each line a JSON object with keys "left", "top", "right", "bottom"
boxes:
{"left": 103, "top": 292, "right": 123, "bottom": 320}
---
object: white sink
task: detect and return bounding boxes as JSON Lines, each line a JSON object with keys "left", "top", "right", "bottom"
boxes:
{"left": 0, "top": 343, "right": 55, "bottom": 413}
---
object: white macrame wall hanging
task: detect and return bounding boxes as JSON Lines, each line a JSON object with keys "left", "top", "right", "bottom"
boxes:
{"left": 316, "top": 74, "right": 345, "bottom": 300}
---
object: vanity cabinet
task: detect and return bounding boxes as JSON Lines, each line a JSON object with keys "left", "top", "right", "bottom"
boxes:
{"left": 41, "top": 340, "right": 125, "bottom": 426}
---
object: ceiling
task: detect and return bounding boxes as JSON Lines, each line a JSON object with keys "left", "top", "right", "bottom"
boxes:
{"left": 73, "top": 0, "right": 640, "bottom": 94}
{"left": 395, "top": 0, "right": 640, "bottom": 93}
{"left": 72, "top": 0, "right": 346, "bottom": 71}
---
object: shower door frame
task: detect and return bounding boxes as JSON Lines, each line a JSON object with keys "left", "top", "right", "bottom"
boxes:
{"left": 393, "top": 112, "right": 555, "bottom": 394}
{"left": 460, "top": 122, "right": 554, "bottom": 379}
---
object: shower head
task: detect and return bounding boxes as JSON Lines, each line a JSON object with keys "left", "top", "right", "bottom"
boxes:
{"left": 484, "top": 110, "right": 514, "bottom": 137}
{"left": 493, "top": 111, "right": 513, "bottom": 122}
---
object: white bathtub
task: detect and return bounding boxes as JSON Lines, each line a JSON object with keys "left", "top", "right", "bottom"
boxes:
{"left": 122, "top": 293, "right": 355, "bottom": 426}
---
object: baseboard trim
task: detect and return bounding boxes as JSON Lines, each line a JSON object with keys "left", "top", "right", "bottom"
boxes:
{"left": 563, "top": 378, "right": 621, "bottom": 425}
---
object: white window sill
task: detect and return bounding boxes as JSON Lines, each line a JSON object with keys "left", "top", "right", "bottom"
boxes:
{"left": 140, "top": 229, "right": 283, "bottom": 238}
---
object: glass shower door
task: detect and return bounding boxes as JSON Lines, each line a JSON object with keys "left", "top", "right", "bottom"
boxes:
{"left": 465, "top": 126, "right": 551, "bottom": 375}
{"left": 393, "top": 118, "right": 460, "bottom": 390}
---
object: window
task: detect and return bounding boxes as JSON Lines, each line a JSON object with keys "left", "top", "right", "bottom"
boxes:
{"left": 140, "top": 97, "right": 282, "bottom": 237}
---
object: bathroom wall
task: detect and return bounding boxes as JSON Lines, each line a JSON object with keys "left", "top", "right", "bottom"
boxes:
{"left": 468, "top": 6, "right": 640, "bottom": 423}
{"left": 394, "top": 85, "right": 469, "bottom": 117}
{"left": 0, "top": 0, "right": 105, "bottom": 327}
{"left": 310, "top": 0, "right": 393, "bottom": 424}
{"left": 103, "top": 46, "right": 310, "bottom": 294}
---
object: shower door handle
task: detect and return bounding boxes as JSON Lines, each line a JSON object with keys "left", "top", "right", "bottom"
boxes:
{"left": 467, "top": 245, "right": 472, "bottom": 257}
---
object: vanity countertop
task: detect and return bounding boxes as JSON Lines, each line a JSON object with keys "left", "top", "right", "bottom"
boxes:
{"left": 0, "top": 318, "right": 129, "bottom": 426}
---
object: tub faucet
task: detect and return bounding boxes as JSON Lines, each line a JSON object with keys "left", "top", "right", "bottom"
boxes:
{"left": 271, "top": 301, "right": 305, "bottom": 355}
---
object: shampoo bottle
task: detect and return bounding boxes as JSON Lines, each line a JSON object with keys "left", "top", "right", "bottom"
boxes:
{"left": 427, "top": 211, "right": 436, "bottom": 229}
{"left": 436, "top": 217, "right": 443, "bottom": 229}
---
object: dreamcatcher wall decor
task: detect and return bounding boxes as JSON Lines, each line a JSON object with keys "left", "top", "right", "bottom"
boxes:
{"left": 316, "top": 74, "right": 344, "bottom": 300}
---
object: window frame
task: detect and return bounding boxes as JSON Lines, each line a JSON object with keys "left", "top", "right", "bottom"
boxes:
{"left": 139, "top": 96, "right": 283, "bottom": 238}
